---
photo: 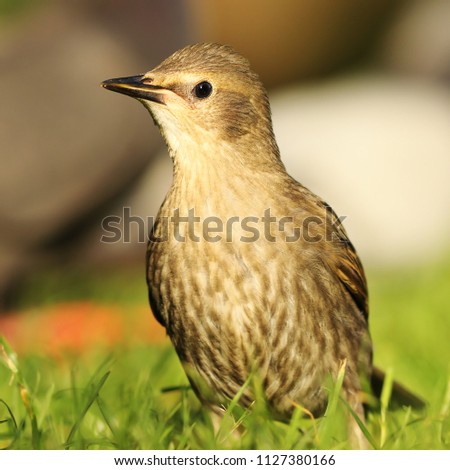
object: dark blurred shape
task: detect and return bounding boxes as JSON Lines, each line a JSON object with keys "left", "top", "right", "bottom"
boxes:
{"left": 379, "top": 0, "right": 450, "bottom": 81}
{"left": 0, "top": 0, "right": 189, "bottom": 309}
{"left": 85, "top": 0, "right": 188, "bottom": 61}
{"left": 186, "top": 0, "right": 404, "bottom": 87}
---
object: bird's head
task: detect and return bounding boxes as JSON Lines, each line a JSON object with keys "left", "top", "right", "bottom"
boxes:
{"left": 102, "top": 43, "right": 280, "bottom": 167}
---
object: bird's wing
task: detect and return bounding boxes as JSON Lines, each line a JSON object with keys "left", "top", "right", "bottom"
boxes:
{"left": 146, "top": 242, "right": 167, "bottom": 328}
{"left": 147, "top": 286, "right": 166, "bottom": 328}
{"left": 322, "top": 202, "right": 369, "bottom": 321}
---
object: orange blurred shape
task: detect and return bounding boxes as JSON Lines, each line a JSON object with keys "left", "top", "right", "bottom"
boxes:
{"left": 0, "top": 301, "right": 167, "bottom": 356}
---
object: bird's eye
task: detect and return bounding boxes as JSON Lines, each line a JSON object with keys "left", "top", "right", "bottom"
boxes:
{"left": 194, "top": 81, "right": 213, "bottom": 99}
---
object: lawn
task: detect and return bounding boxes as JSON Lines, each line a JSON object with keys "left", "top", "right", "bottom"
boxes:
{"left": 0, "top": 255, "right": 449, "bottom": 450}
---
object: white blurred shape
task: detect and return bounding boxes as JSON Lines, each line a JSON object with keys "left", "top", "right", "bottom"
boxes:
{"left": 271, "top": 74, "right": 450, "bottom": 265}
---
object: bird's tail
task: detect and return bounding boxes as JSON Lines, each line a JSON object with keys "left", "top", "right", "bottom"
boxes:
{"left": 370, "top": 365, "right": 426, "bottom": 409}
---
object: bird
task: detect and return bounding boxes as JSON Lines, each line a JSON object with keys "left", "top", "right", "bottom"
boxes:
{"left": 102, "top": 43, "right": 423, "bottom": 446}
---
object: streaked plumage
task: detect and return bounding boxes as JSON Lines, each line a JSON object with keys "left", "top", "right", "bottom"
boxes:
{"left": 102, "top": 43, "right": 423, "bottom": 445}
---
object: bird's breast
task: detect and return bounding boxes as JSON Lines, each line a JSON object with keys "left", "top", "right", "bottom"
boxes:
{"left": 146, "top": 189, "right": 368, "bottom": 415}
{"left": 147, "top": 201, "right": 328, "bottom": 407}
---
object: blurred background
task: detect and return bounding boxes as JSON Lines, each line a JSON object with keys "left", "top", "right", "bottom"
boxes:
{"left": 0, "top": 0, "right": 449, "bottom": 397}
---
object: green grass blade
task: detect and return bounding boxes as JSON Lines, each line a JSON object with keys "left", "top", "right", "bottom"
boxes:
{"left": 317, "top": 360, "right": 346, "bottom": 447}
{"left": 64, "top": 371, "right": 110, "bottom": 449}
{"left": 0, "top": 336, "right": 41, "bottom": 448}
{"left": 380, "top": 368, "right": 394, "bottom": 448}
{"left": 341, "top": 398, "right": 378, "bottom": 449}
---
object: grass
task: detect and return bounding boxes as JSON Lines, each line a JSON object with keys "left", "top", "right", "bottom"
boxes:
{"left": 0, "top": 0, "right": 47, "bottom": 19}
{"left": 0, "top": 254, "right": 449, "bottom": 450}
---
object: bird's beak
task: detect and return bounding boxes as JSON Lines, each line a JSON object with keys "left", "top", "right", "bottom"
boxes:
{"left": 101, "top": 74, "right": 168, "bottom": 105}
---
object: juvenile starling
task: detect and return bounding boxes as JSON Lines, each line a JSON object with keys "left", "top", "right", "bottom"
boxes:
{"left": 102, "top": 43, "right": 422, "bottom": 444}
